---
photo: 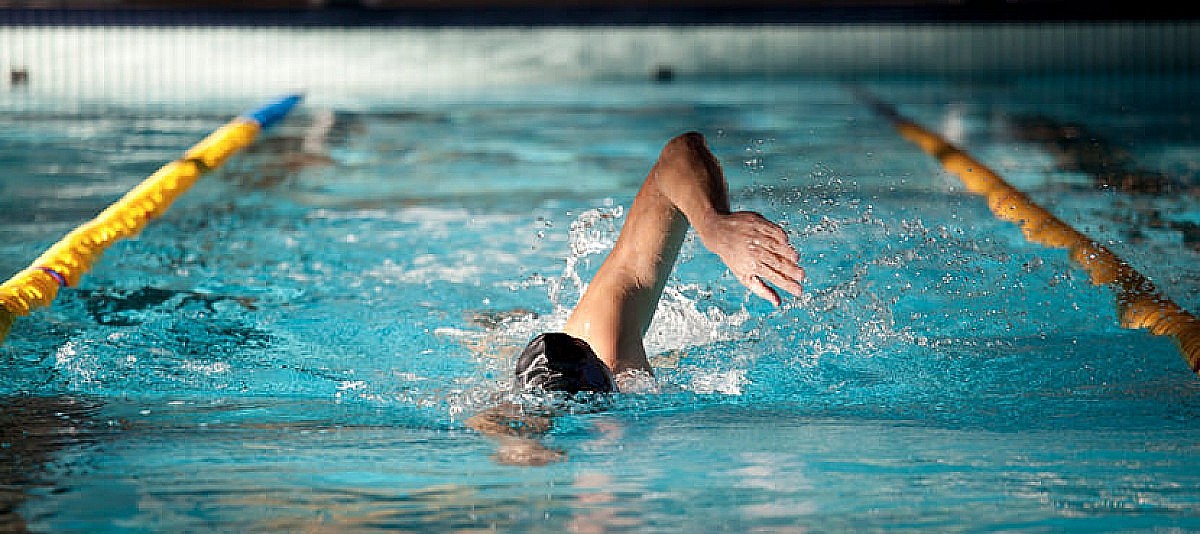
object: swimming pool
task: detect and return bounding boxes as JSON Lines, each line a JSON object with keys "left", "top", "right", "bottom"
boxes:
{"left": 3, "top": 25, "right": 1200, "bottom": 531}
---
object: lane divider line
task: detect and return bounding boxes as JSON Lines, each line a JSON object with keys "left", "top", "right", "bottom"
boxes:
{"left": 855, "top": 88, "right": 1200, "bottom": 376}
{"left": 0, "top": 94, "right": 302, "bottom": 344}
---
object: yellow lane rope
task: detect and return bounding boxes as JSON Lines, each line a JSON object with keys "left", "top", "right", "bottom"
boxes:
{"left": 858, "top": 89, "right": 1200, "bottom": 376}
{"left": 0, "top": 95, "right": 301, "bottom": 344}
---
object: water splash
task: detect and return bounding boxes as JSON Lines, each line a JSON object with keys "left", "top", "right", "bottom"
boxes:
{"left": 645, "top": 284, "right": 751, "bottom": 356}
{"left": 743, "top": 138, "right": 774, "bottom": 174}
{"left": 435, "top": 203, "right": 758, "bottom": 406}
{"left": 546, "top": 205, "right": 624, "bottom": 312}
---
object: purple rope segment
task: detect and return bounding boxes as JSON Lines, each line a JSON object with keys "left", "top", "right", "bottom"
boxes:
{"left": 36, "top": 266, "right": 69, "bottom": 287}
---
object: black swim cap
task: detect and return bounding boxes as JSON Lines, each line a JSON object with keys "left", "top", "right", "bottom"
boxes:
{"left": 513, "top": 333, "right": 616, "bottom": 394}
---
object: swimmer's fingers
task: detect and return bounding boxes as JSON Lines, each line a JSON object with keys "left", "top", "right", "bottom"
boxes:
{"left": 757, "top": 254, "right": 805, "bottom": 298}
{"left": 744, "top": 232, "right": 805, "bottom": 300}
{"left": 739, "top": 256, "right": 803, "bottom": 307}
{"left": 768, "top": 236, "right": 801, "bottom": 265}
{"left": 740, "top": 273, "right": 782, "bottom": 307}
{"left": 741, "top": 214, "right": 801, "bottom": 271}
{"left": 751, "top": 219, "right": 799, "bottom": 263}
{"left": 700, "top": 210, "right": 805, "bottom": 305}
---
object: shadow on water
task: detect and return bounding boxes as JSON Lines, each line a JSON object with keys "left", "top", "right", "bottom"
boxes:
{"left": 0, "top": 396, "right": 110, "bottom": 533}
{"left": 76, "top": 287, "right": 258, "bottom": 326}
{"left": 1007, "top": 114, "right": 1199, "bottom": 196}
{"left": 1007, "top": 114, "right": 1200, "bottom": 250}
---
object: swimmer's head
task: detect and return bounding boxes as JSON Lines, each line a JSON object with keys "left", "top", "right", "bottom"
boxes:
{"left": 513, "top": 333, "right": 616, "bottom": 394}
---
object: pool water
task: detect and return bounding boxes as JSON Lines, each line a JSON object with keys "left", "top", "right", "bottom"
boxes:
{"left": 2, "top": 73, "right": 1200, "bottom": 530}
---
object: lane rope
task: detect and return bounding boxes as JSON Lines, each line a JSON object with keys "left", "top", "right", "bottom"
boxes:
{"left": 0, "top": 94, "right": 302, "bottom": 344}
{"left": 856, "top": 88, "right": 1200, "bottom": 376}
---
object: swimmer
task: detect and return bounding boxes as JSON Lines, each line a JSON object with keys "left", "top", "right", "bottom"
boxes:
{"left": 468, "top": 132, "right": 805, "bottom": 464}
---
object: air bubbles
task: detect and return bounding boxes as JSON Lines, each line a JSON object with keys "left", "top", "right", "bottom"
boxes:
{"left": 1022, "top": 256, "right": 1044, "bottom": 273}
{"left": 743, "top": 138, "right": 773, "bottom": 174}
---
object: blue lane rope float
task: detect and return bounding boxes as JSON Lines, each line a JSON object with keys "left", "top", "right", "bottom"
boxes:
{"left": 0, "top": 94, "right": 303, "bottom": 344}
{"left": 855, "top": 88, "right": 1200, "bottom": 376}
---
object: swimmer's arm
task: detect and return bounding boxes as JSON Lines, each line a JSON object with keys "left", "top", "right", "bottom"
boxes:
{"left": 467, "top": 403, "right": 564, "bottom": 466}
{"left": 466, "top": 402, "right": 553, "bottom": 439}
{"left": 565, "top": 132, "right": 805, "bottom": 376}
{"left": 651, "top": 132, "right": 805, "bottom": 305}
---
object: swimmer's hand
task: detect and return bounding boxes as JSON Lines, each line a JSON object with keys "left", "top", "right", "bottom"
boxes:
{"left": 466, "top": 403, "right": 553, "bottom": 439}
{"left": 468, "top": 403, "right": 565, "bottom": 466}
{"left": 493, "top": 439, "right": 565, "bottom": 466}
{"left": 697, "top": 211, "right": 805, "bottom": 306}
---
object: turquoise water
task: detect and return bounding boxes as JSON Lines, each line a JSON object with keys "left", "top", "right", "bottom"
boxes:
{"left": 2, "top": 75, "right": 1200, "bottom": 531}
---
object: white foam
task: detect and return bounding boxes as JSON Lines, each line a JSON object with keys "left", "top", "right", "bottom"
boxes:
{"left": 53, "top": 340, "right": 96, "bottom": 387}
{"left": 363, "top": 256, "right": 484, "bottom": 285}
{"left": 644, "top": 284, "right": 750, "bottom": 355}
{"left": 688, "top": 368, "right": 747, "bottom": 395}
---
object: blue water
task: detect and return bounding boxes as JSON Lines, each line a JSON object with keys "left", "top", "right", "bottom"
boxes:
{"left": 3, "top": 74, "right": 1200, "bottom": 531}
